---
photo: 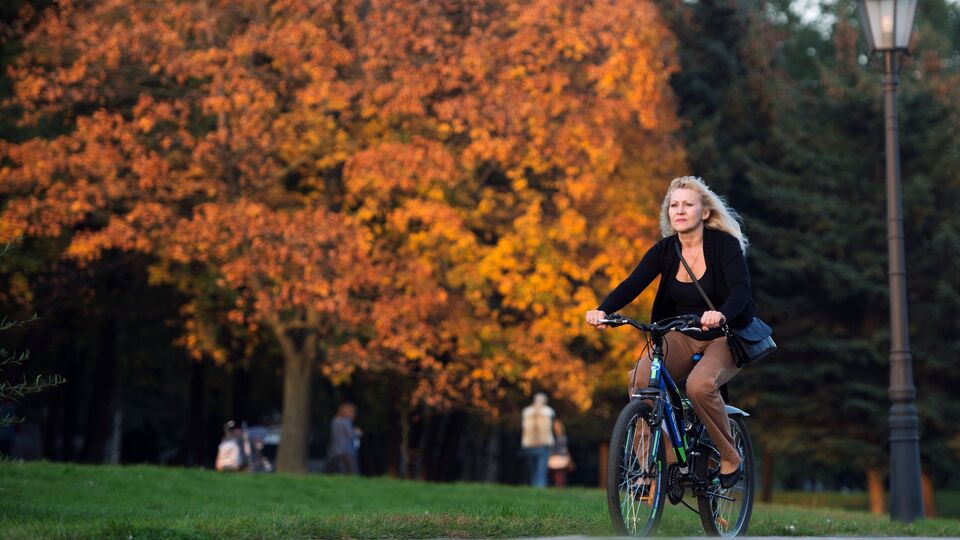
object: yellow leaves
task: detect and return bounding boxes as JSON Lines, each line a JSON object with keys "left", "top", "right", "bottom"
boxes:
{"left": 177, "top": 301, "right": 231, "bottom": 364}
{"left": 471, "top": 367, "right": 496, "bottom": 381}
{"left": 554, "top": 27, "right": 590, "bottom": 61}
{"left": 57, "top": 61, "right": 87, "bottom": 85}
{"left": 594, "top": 51, "right": 627, "bottom": 96}
{"left": 166, "top": 201, "right": 375, "bottom": 331}
{"left": 343, "top": 139, "right": 458, "bottom": 211}
{"left": 137, "top": 117, "right": 155, "bottom": 133}
{"left": 506, "top": 65, "right": 527, "bottom": 79}
{"left": 556, "top": 208, "right": 586, "bottom": 240}
{"left": 1, "top": 0, "right": 686, "bottom": 415}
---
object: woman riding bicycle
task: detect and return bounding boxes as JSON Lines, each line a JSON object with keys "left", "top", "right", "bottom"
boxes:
{"left": 585, "top": 176, "right": 754, "bottom": 490}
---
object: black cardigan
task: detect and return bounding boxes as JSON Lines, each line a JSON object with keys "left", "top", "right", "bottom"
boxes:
{"left": 597, "top": 228, "right": 756, "bottom": 329}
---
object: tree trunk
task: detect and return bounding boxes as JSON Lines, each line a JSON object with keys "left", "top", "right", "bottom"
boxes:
{"left": 276, "top": 348, "right": 314, "bottom": 474}
{"left": 416, "top": 411, "right": 433, "bottom": 481}
{"left": 43, "top": 338, "right": 71, "bottom": 460}
{"left": 483, "top": 430, "right": 499, "bottom": 482}
{"left": 43, "top": 356, "right": 62, "bottom": 459}
{"left": 400, "top": 409, "right": 411, "bottom": 479}
{"left": 922, "top": 470, "right": 937, "bottom": 518}
{"left": 232, "top": 361, "right": 251, "bottom": 423}
{"left": 437, "top": 412, "right": 465, "bottom": 481}
{"left": 866, "top": 468, "right": 886, "bottom": 515}
{"left": 80, "top": 319, "right": 117, "bottom": 463}
{"left": 498, "top": 429, "right": 517, "bottom": 484}
{"left": 61, "top": 348, "right": 81, "bottom": 461}
{"left": 108, "top": 394, "right": 122, "bottom": 464}
{"left": 761, "top": 448, "right": 774, "bottom": 503}
{"left": 423, "top": 413, "right": 444, "bottom": 481}
{"left": 387, "top": 403, "right": 400, "bottom": 478}
{"left": 186, "top": 358, "right": 206, "bottom": 467}
{"left": 107, "top": 337, "right": 123, "bottom": 465}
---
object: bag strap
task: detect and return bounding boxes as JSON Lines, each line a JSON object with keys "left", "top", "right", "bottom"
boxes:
{"left": 674, "top": 241, "right": 730, "bottom": 332}
{"left": 675, "top": 241, "right": 734, "bottom": 400}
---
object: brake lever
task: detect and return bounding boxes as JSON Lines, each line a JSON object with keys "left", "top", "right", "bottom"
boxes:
{"left": 599, "top": 314, "right": 627, "bottom": 327}
{"left": 664, "top": 315, "right": 702, "bottom": 332}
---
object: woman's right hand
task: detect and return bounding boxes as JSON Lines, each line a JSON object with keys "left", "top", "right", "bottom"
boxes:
{"left": 585, "top": 310, "right": 608, "bottom": 329}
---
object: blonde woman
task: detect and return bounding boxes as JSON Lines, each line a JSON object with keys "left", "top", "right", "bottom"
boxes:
{"left": 585, "top": 176, "right": 754, "bottom": 489}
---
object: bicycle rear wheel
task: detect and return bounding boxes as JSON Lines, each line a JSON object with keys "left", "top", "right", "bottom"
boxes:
{"left": 607, "top": 399, "right": 666, "bottom": 536}
{"left": 697, "top": 416, "right": 754, "bottom": 536}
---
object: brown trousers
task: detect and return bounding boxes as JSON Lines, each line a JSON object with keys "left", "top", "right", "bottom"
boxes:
{"left": 627, "top": 331, "right": 740, "bottom": 466}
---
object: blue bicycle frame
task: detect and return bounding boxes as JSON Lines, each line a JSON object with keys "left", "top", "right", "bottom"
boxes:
{"left": 631, "top": 349, "right": 702, "bottom": 469}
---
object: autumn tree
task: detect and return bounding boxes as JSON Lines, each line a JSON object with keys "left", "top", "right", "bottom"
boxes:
{"left": 321, "top": 0, "right": 686, "bottom": 421}
{"left": 2, "top": 0, "right": 684, "bottom": 472}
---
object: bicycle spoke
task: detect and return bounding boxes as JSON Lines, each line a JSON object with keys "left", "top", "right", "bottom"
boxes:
{"left": 609, "top": 402, "right": 664, "bottom": 536}
{"left": 693, "top": 415, "right": 754, "bottom": 537}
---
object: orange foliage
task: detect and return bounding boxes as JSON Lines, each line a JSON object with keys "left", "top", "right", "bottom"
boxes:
{"left": 2, "top": 0, "right": 684, "bottom": 413}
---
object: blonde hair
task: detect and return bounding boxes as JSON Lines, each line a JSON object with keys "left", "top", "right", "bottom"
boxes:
{"left": 659, "top": 176, "right": 748, "bottom": 252}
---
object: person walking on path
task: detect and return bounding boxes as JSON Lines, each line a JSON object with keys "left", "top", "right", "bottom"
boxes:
{"left": 521, "top": 392, "right": 555, "bottom": 488}
{"left": 325, "top": 402, "right": 360, "bottom": 475}
{"left": 215, "top": 420, "right": 249, "bottom": 472}
{"left": 548, "top": 418, "right": 574, "bottom": 488}
{"left": 585, "top": 176, "right": 757, "bottom": 489}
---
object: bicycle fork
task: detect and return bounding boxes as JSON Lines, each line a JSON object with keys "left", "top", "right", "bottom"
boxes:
{"left": 637, "top": 393, "right": 691, "bottom": 467}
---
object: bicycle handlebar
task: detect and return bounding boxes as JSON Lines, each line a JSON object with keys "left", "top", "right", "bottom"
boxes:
{"left": 599, "top": 313, "right": 702, "bottom": 334}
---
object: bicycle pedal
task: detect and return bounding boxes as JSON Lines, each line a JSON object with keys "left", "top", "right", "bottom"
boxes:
{"left": 639, "top": 481, "right": 656, "bottom": 503}
{"left": 632, "top": 480, "right": 657, "bottom": 503}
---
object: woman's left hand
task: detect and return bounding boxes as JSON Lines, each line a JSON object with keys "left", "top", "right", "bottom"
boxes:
{"left": 701, "top": 310, "right": 726, "bottom": 330}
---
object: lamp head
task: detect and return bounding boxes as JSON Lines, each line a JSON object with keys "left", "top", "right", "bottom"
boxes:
{"left": 857, "top": 0, "right": 918, "bottom": 53}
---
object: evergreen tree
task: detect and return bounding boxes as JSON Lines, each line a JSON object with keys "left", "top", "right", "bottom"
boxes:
{"left": 658, "top": 0, "right": 960, "bottom": 499}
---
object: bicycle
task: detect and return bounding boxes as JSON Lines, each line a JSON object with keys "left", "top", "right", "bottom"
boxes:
{"left": 603, "top": 313, "right": 755, "bottom": 537}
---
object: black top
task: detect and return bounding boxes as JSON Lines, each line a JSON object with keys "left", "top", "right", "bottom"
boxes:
{"left": 597, "top": 228, "right": 756, "bottom": 329}
{"left": 669, "top": 267, "right": 715, "bottom": 315}
{"left": 669, "top": 269, "right": 725, "bottom": 340}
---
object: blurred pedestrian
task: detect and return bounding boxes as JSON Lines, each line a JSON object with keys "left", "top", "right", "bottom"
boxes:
{"left": 548, "top": 418, "right": 574, "bottom": 488}
{"left": 245, "top": 424, "right": 274, "bottom": 473}
{"left": 325, "top": 402, "right": 360, "bottom": 475}
{"left": 521, "top": 392, "right": 555, "bottom": 488}
{"left": 215, "top": 420, "right": 248, "bottom": 471}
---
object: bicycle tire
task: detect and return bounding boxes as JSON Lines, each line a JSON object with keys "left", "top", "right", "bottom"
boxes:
{"left": 697, "top": 416, "right": 755, "bottom": 537}
{"left": 607, "top": 399, "right": 667, "bottom": 537}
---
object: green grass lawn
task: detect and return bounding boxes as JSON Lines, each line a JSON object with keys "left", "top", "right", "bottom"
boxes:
{"left": 1, "top": 461, "right": 958, "bottom": 539}
{"left": 772, "top": 490, "right": 960, "bottom": 520}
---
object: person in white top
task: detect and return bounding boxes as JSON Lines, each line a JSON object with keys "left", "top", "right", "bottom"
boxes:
{"left": 215, "top": 420, "right": 248, "bottom": 472}
{"left": 521, "top": 392, "right": 555, "bottom": 487}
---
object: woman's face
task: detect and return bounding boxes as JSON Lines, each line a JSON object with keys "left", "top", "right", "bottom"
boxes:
{"left": 669, "top": 188, "right": 709, "bottom": 233}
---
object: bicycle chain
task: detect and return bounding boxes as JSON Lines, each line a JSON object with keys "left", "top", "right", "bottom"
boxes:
{"left": 667, "top": 463, "right": 685, "bottom": 504}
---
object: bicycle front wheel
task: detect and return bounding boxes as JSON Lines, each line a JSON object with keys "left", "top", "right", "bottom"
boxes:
{"left": 697, "top": 415, "right": 755, "bottom": 537}
{"left": 607, "top": 399, "right": 666, "bottom": 537}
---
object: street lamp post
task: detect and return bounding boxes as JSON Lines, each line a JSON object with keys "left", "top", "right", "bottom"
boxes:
{"left": 856, "top": 0, "right": 924, "bottom": 523}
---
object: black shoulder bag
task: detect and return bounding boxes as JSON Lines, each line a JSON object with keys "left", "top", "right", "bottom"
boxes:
{"left": 675, "top": 242, "right": 776, "bottom": 367}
